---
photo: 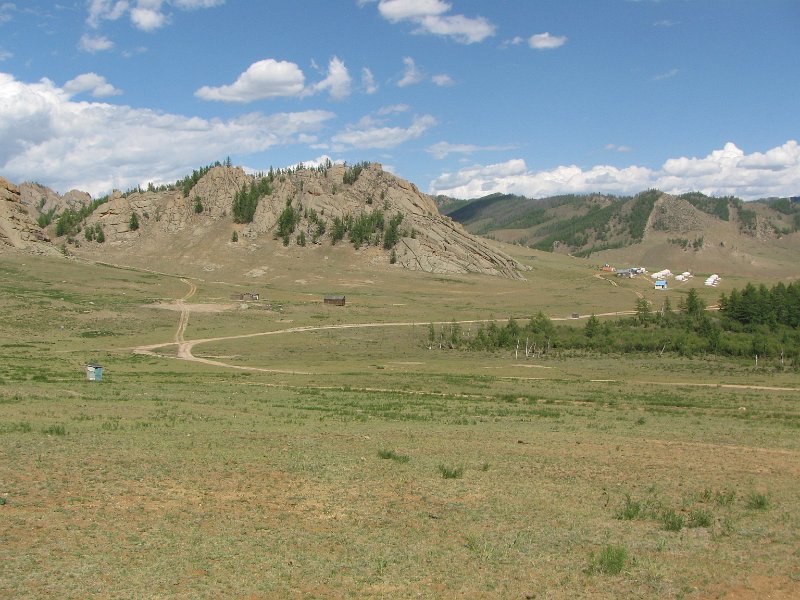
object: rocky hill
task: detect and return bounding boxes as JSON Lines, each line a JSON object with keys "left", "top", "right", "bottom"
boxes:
{"left": 3, "top": 163, "right": 526, "bottom": 279}
{"left": 0, "top": 177, "right": 59, "bottom": 256}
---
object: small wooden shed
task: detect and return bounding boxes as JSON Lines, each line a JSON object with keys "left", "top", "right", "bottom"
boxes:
{"left": 85, "top": 364, "right": 103, "bottom": 382}
{"left": 324, "top": 294, "right": 346, "bottom": 306}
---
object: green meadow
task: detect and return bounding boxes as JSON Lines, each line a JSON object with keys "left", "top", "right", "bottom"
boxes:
{"left": 1, "top": 252, "right": 798, "bottom": 599}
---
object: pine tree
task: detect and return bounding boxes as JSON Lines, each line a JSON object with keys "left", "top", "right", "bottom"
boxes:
{"left": 129, "top": 212, "right": 139, "bottom": 231}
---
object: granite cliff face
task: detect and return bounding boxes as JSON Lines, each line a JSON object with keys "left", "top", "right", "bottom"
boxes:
{"left": 0, "top": 177, "right": 59, "bottom": 255}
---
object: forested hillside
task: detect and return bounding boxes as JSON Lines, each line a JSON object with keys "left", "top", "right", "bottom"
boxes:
{"left": 445, "top": 190, "right": 800, "bottom": 258}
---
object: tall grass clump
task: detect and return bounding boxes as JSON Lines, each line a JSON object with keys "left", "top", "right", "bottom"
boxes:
{"left": 42, "top": 424, "right": 66, "bottom": 436}
{"left": 661, "top": 509, "right": 684, "bottom": 531}
{"left": 437, "top": 464, "right": 464, "bottom": 479}
{"left": 589, "top": 545, "right": 628, "bottom": 575}
{"left": 615, "top": 494, "right": 642, "bottom": 520}
{"left": 746, "top": 492, "right": 769, "bottom": 510}
{"left": 377, "top": 449, "right": 410, "bottom": 463}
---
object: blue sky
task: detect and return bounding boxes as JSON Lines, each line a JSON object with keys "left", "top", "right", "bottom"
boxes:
{"left": 1, "top": 0, "right": 798, "bottom": 199}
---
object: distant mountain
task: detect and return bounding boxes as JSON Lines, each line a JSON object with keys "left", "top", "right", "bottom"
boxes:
{"left": 446, "top": 190, "right": 800, "bottom": 276}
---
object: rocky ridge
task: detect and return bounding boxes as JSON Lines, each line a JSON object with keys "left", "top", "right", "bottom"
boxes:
{"left": 0, "top": 177, "right": 59, "bottom": 255}
{"left": 9, "top": 163, "right": 526, "bottom": 279}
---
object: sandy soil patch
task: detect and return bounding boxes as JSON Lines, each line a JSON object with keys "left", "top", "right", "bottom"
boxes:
{"left": 145, "top": 302, "right": 236, "bottom": 313}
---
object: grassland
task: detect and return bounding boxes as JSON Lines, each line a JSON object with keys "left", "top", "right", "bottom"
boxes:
{"left": 1, "top": 251, "right": 798, "bottom": 599}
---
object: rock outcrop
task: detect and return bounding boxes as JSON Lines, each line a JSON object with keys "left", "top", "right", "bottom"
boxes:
{"left": 2, "top": 164, "right": 526, "bottom": 278}
{"left": 18, "top": 182, "right": 92, "bottom": 215}
{"left": 0, "top": 177, "right": 59, "bottom": 255}
{"left": 80, "top": 163, "right": 526, "bottom": 279}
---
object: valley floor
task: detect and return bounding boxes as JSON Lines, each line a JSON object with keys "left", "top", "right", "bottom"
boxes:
{"left": 1, "top": 253, "right": 798, "bottom": 599}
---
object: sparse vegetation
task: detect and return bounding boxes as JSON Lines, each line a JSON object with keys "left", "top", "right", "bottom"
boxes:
{"left": 589, "top": 545, "right": 628, "bottom": 575}
{"left": 437, "top": 464, "right": 464, "bottom": 479}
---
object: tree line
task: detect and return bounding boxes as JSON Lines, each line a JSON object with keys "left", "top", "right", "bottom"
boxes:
{"left": 427, "top": 284, "right": 800, "bottom": 367}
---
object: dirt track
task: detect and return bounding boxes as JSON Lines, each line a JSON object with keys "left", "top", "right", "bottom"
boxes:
{"left": 131, "top": 293, "right": 798, "bottom": 393}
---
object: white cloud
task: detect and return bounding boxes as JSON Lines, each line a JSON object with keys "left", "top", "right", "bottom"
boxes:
{"left": 432, "top": 73, "right": 455, "bottom": 86}
{"left": 0, "top": 2, "right": 16, "bottom": 24}
{"left": 0, "top": 49, "right": 11, "bottom": 61}
{"left": 197, "top": 57, "right": 356, "bottom": 102}
{"left": 429, "top": 141, "right": 800, "bottom": 200}
{"left": 195, "top": 59, "right": 306, "bottom": 102}
{"left": 397, "top": 56, "right": 424, "bottom": 87}
{"left": 606, "top": 143, "right": 633, "bottom": 153}
{"left": 528, "top": 32, "right": 567, "bottom": 50}
{"left": 426, "top": 141, "right": 514, "bottom": 160}
{"left": 378, "top": 0, "right": 450, "bottom": 21}
{"left": 79, "top": 33, "right": 115, "bottom": 53}
{"left": 654, "top": 68, "right": 679, "bottom": 81}
{"left": 130, "top": 6, "right": 167, "bottom": 30}
{"left": 361, "top": 67, "right": 378, "bottom": 94}
{"left": 377, "top": 103, "right": 409, "bottom": 115}
{"left": 376, "top": 0, "right": 494, "bottom": 44}
{"left": 331, "top": 114, "right": 436, "bottom": 150}
{"left": 87, "top": 0, "right": 223, "bottom": 32}
{"left": 308, "top": 56, "right": 352, "bottom": 100}
{"left": 0, "top": 72, "right": 333, "bottom": 195}
{"left": 87, "top": 0, "right": 131, "bottom": 28}
{"left": 502, "top": 36, "right": 525, "bottom": 47}
{"left": 64, "top": 73, "right": 122, "bottom": 98}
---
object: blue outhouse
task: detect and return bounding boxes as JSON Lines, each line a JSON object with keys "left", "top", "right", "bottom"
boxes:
{"left": 85, "top": 364, "right": 103, "bottom": 381}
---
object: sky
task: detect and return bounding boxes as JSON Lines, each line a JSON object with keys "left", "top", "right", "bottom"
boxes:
{"left": 0, "top": 0, "right": 798, "bottom": 200}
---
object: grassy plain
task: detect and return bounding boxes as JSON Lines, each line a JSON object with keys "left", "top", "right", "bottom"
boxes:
{"left": 1, "top": 251, "right": 799, "bottom": 599}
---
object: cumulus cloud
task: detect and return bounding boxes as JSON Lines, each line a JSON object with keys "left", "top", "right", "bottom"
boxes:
{"left": 130, "top": 6, "right": 167, "bottom": 30}
{"left": 429, "top": 141, "right": 800, "bottom": 200}
{"left": 0, "top": 72, "right": 333, "bottom": 195}
{"left": 64, "top": 72, "right": 122, "bottom": 98}
{"left": 331, "top": 113, "right": 436, "bottom": 150}
{"left": 397, "top": 56, "right": 424, "bottom": 87}
{"left": 375, "top": 0, "right": 494, "bottom": 44}
{"left": 79, "top": 33, "right": 115, "bottom": 53}
{"left": 197, "top": 57, "right": 355, "bottom": 102}
{"left": 307, "top": 56, "right": 352, "bottom": 100}
{"left": 195, "top": 59, "right": 306, "bottom": 102}
{"left": 87, "top": 0, "right": 223, "bottom": 32}
{"left": 528, "top": 32, "right": 567, "bottom": 50}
